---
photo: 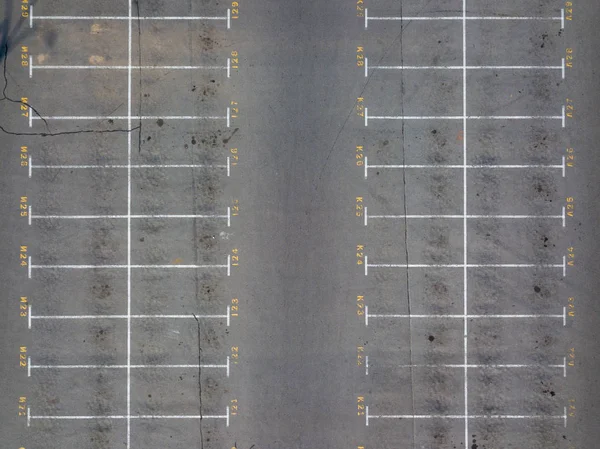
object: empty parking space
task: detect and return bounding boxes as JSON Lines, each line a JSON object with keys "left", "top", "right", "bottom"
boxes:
{"left": 18, "top": 0, "right": 238, "bottom": 447}
{"left": 358, "top": 1, "right": 569, "bottom": 448}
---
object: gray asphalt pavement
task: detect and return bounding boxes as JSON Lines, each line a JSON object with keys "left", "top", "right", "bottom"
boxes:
{"left": 0, "top": 0, "right": 599, "bottom": 448}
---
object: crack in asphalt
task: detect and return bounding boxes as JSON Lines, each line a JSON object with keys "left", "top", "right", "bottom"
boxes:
{"left": 193, "top": 313, "right": 205, "bottom": 449}
{"left": 134, "top": 0, "right": 143, "bottom": 153}
{"left": 0, "top": 43, "right": 141, "bottom": 137}
{"left": 397, "top": 3, "right": 418, "bottom": 449}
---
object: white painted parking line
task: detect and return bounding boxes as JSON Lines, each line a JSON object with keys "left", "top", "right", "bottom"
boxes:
{"left": 28, "top": 205, "right": 231, "bottom": 226}
{"left": 362, "top": 2, "right": 568, "bottom": 446}
{"left": 29, "top": 111, "right": 229, "bottom": 126}
{"left": 364, "top": 8, "right": 565, "bottom": 28}
{"left": 363, "top": 156, "right": 566, "bottom": 178}
{"left": 27, "top": 256, "right": 231, "bottom": 278}
{"left": 460, "top": 6, "right": 469, "bottom": 441}
{"left": 28, "top": 356, "right": 230, "bottom": 377}
{"left": 364, "top": 305, "right": 567, "bottom": 326}
{"left": 365, "top": 360, "right": 567, "bottom": 377}
{"left": 364, "top": 108, "right": 565, "bottom": 127}
{"left": 365, "top": 57, "right": 566, "bottom": 79}
{"left": 364, "top": 255, "right": 566, "bottom": 276}
{"left": 27, "top": 406, "right": 230, "bottom": 426}
{"left": 363, "top": 206, "right": 566, "bottom": 227}
{"left": 364, "top": 156, "right": 566, "bottom": 178}
{"left": 126, "top": 3, "right": 133, "bottom": 443}
{"left": 29, "top": 5, "right": 232, "bottom": 27}
{"left": 364, "top": 405, "right": 567, "bottom": 427}
{"left": 32, "top": 313, "right": 230, "bottom": 319}
{"left": 365, "top": 256, "right": 566, "bottom": 276}
{"left": 29, "top": 156, "right": 231, "bottom": 177}
{"left": 28, "top": 304, "right": 230, "bottom": 328}
{"left": 29, "top": 60, "right": 231, "bottom": 79}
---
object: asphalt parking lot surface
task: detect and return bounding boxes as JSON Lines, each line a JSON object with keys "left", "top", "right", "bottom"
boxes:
{"left": 1, "top": 0, "right": 599, "bottom": 448}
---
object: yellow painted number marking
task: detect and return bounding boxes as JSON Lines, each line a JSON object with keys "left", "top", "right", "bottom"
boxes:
{"left": 21, "top": 97, "right": 29, "bottom": 118}
{"left": 567, "top": 246, "right": 574, "bottom": 267}
{"left": 356, "top": 97, "right": 364, "bottom": 118}
{"left": 21, "top": 0, "right": 29, "bottom": 18}
{"left": 356, "top": 145, "right": 364, "bottom": 166}
{"left": 567, "top": 296, "right": 574, "bottom": 318}
{"left": 20, "top": 245, "right": 28, "bottom": 268}
{"left": 566, "top": 48, "right": 573, "bottom": 69}
{"left": 357, "top": 46, "right": 364, "bottom": 68}
{"left": 356, "top": 244, "right": 364, "bottom": 266}
{"left": 231, "top": 51, "right": 239, "bottom": 70}
{"left": 568, "top": 347, "right": 575, "bottom": 367}
{"left": 565, "top": 1, "right": 573, "bottom": 21}
{"left": 20, "top": 146, "right": 28, "bottom": 168}
{"left": 566, "top": 147, "right": 574, "bottom": 168}
{"left": 21, "top": 46, "right": 28, "bottom": 68}
{"left": 357, "top": 295, "right": 364, "bottom": 317}
{"left": 231, "top": 298, "right": 239, "bottom": 318}
{"left": 357, "top": 396, "right": 365, "bottom": 416}
{"left": 356, "top": 196, "right": 363, "bottom": 218}
{"left": 18, "top": 396, "right": 27, "bottom": 417}
{"left": 19, "top": 346, "right": 27, "bottom": 368}
{"left": 356, "top": 0, "right": 364, "bottom": 17}
{"left": 231, "top": 2, "right": 239, "bottom": 19}
{"left": 230, "top": 148, "right": 239, "bottom": 167}
{"left": 568, "top": 398, "right": 575, "bottom": 419}
{"left": 20, "top": 196, "right": 28, "bottom": 218}
{"left": 357, "top": 345, "right": 364, "bottom": 366}
{"left": 566, "top": 197, "right": 574, "bottom": 219}
{"left": 20, "top": 296, "right": 28, "bottom": 318}
{"left": 565, "top": 98, "right": 574, "bottom": 119}
{"left": 230, "top": 101, "right": 239, "bottom": 119}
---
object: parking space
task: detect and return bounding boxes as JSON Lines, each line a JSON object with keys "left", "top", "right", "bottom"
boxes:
{"left": 359, "top": 0, "right": 569, "bottom": 447}
{"left": 1, "top": 0, "right": 586, "bottom": 447}
{"left": 21, "top": 0, "right": 237, "bottom": 447}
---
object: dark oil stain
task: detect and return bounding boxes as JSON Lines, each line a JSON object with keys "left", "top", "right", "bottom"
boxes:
{"left": 156, "top": 119, "right": 164, "bottom": 127}
{"left": 199, "top": 31, "right": 219, "bottom": 51}
{"left": 430, "top": 173, "right": 449, "bottom": 199}
{"left": 534, "top": 335, "right": 554, "bottom": 349}
{"left": 92, "top": 283, "right": 111, "bottom": 299}
{"left": 222, "top": 127, "right": 239, "bottom": 144}
{"left": 200, "top": 283, "right": 217, "bottom": 302}
{"left": 43, "top": 28, "right": 59, "bottom": 48}
{"left": 199, "top": 234, "right": 217, "bottom": 251}
{"left": 428, "top": 151, "right": 447, "bottom": 163}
